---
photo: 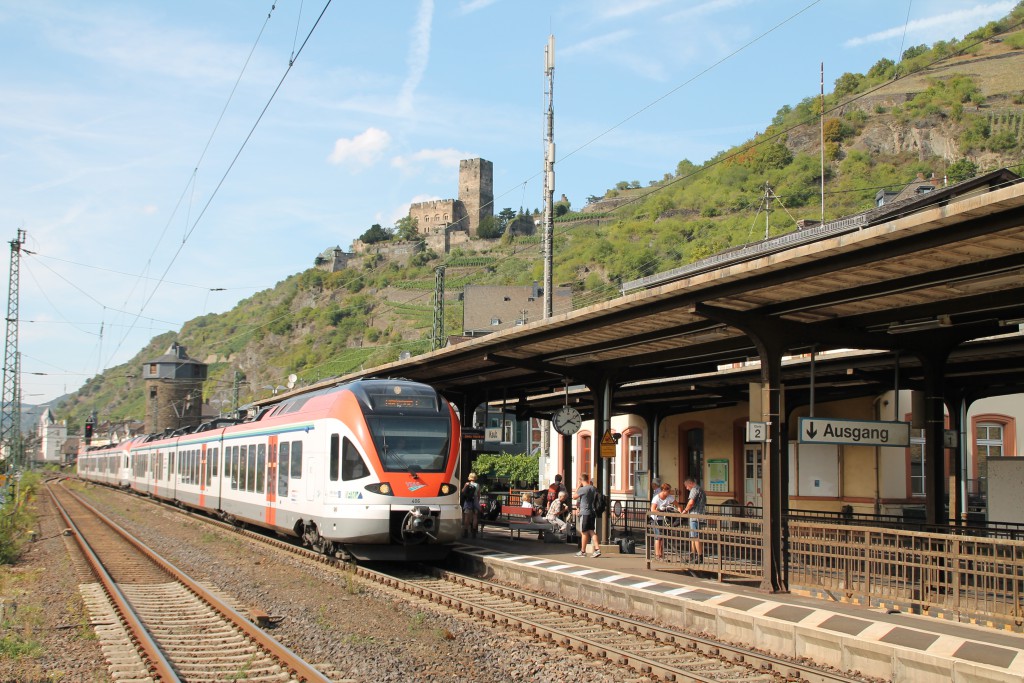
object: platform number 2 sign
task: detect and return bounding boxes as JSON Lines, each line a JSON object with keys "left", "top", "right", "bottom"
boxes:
{"left": 746, "top": 421, "right": 768, "bottom": 443}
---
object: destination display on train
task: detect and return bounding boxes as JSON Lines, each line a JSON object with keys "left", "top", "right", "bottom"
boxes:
{"left": 798, "top": 417, "right": 910, "bottom": 447}
{"left": 381, "top": 396, "right": 433, "bottom": 409}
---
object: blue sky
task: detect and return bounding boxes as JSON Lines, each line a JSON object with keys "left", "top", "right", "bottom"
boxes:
{"left": 0, "top": 0, "right": 1014, "bottom": 405}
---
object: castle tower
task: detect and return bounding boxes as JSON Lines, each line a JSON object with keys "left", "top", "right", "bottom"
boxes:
{"left": 143, "top": 342, "right": 207, "bottom": 433}
{"left": 459, "top": 158, "right": 493, "bottom": 236}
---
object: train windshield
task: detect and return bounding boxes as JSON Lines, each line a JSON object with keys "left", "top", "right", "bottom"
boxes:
{"left": 366, "top": 415, "right": 451, "bottom": 473}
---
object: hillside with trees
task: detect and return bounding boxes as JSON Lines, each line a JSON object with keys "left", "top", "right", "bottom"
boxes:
{"left": 54, "top": 4, "right": 1024, "bottom": 433}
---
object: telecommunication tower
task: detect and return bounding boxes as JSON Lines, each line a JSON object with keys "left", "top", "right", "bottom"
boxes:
{"left": 542, "top": 35, "right": 555, "bottom": 319}
{"left": 1, "top": 230, "right": 26, "bottom": 472}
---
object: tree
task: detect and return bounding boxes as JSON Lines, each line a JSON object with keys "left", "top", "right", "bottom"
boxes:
{"left": 497, "top": 207, "right": 516, "bottom": 230}
{"left": 472, "top": 452, "right": 541, "bottom": 489}
{"left": 771, "top": 105, "right": 792, "bottom": 126}
{"left": 755, "top": 143, "right": 792, "bottom": 172}
{"left": 359, "top": 223, "right": 392, "bottom": 244}
{"left": 476, "top": 215, "right": 502, "bottom": 239}
{"left": 901, "top": 44, "right": 928, "bottom": 61}
{"left": 866, "top": 58, "right": 895, "bottom": 79}
{"left": 822, "top": 118, "right": 844, "bottom": 143}
{"left": 395, "top": 216, "right": 418, "bottom": 241}
{"left": 833, "top": 72, "right": 863, "bottom": 97}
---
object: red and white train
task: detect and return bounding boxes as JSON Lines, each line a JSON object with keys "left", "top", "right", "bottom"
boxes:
{"left": 76, "top": 378, "right": 462, "bottom": 561}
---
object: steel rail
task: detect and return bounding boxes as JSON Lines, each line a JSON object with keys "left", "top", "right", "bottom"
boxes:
{"left": 46, "top": 482, "right": 181, "bottom": 682}
{"left": 51, "top": 480, "right": 331, "bottom": 683}
{"left": 359, "top": 566, "right": 864, "bottom": 683}
{"left": 75, "top": 480, "right": 864, "bottom": 682}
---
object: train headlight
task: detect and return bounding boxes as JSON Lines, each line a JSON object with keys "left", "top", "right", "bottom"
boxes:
{"left": 438, "top": 483, "right": 456, "bottom": 496}
{"left": 364, "top": 482, "right": 393, "bottom": 495}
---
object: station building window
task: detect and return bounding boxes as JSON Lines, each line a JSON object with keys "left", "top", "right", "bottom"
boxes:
{"left": 678, "top": 424, "right": 704, "bottom": 483}
{"left": 909, "top": 429, "right": 925, "bottom": 497}
{"left": 608, "top": 439, "right": 619, "bottom": 491}
{"left": 502, "top": 419, "right": 514, "bottom": 444}
{"left": 628, "top": 431, "right": 644, "bottom": 494}
{"left": 972, "top": 415, "right": 1014, "bottom": 491}
{"left": 579, "top": 433, "right": 592, "bottom": 481}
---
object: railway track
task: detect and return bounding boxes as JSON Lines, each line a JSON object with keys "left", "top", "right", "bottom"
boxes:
{"left": 72, "top": 481, "right": 869, "bottom": 682}
{"left": 47, "top": 480, "right": 331, "bottom": 683}
{"left": 363, "top": 566, "right": 868, "bottom": 683}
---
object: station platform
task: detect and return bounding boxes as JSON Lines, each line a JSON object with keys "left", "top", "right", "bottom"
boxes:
{"left": 448, "top": 527, "right": 1024, "bottom": 682}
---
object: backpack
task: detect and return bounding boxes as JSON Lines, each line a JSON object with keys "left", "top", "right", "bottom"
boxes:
{"left": 592, "top": 490, "right": 607, "bottom": 516}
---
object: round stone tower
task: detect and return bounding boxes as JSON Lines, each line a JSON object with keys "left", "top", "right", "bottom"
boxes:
{"left": 143, "top": 342, "right": 207, "bottom": 434}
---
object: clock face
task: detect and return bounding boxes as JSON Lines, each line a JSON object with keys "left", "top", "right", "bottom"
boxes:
{"left": 553, "top": 406, "right": 582, "bottom": 435}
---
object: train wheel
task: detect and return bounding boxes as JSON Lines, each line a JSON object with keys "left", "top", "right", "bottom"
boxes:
{"left": 302, "top": 522, "right": 321, "bottom": 550}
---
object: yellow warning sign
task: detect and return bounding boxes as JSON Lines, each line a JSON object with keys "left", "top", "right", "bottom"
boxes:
{"left": 599, "top": 429, "right": 617, "bottom": 458}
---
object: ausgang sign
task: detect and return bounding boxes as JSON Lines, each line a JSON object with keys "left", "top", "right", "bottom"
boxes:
{"left": 798, "top": 417, "right": 910, "bottom": 447}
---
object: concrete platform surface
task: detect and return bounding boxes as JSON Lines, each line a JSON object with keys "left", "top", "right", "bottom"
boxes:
{"left": 450, "top": 528, "right": 1024, "bottom": 683}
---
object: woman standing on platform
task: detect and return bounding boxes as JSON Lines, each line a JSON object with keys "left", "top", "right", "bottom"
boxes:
{"left": 650, "top": 482, "right": 677, "bottom": 559}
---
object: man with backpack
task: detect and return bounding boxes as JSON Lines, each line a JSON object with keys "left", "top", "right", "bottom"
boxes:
{"left": 461, "top": 473, "right": 480, "bottom": 538}
{"left": 572, "top": 473, "right": 602, "bottom": 558}
{"left": 682, "top": 476, "right": 707, "bottom": 562}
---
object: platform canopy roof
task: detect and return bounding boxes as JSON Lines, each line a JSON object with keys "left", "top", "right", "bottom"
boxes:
{"left": 279, "top": 171, "right": 1024, "bottom": 421}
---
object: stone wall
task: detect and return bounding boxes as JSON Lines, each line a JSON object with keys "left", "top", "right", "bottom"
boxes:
{"left": 409, "top": 198, "right": 467, "bottom": 235}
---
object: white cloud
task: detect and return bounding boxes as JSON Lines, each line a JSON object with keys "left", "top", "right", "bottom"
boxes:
{"left": 596, "top": 0, "right": 672, "bottom": 20}
{"left": 561, "top": 30, "right": 634, "bottom": 57}
{"left": 391, "top": 148, "right": 474, "bottom": 170}
{"left": 327, "top": 128, "right": 392, "bottom": 166}
{"left": 666, "top": 0, "right": 751, "bottom": 22}
{"left": 459, "top": 0, "right": 498, "bottom": 14}
{"left": 398, "top": 0, "right": 435, "bottom": 115}
{"left": 845, "top": 2, "right": 1014, "bottom": 47}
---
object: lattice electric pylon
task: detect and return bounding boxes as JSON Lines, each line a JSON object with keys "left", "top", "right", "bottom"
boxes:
{"left": 432, "top": 265, "right": 446, "bottom": 351}
{"left": 1, "top": 230, "right": 25, "bottom": 473}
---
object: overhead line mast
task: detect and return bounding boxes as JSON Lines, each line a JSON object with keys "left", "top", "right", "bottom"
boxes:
{"left": 1, "top": 230, "right": 25, "bottom": 473}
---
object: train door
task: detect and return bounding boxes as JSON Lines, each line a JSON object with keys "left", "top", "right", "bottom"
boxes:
{"left": 199, "top": 444, "right": 207, "bottom": 507}
{"left": 305, "top": 437, "right": 315, "bottom": 502}
{"left": 744, "top": 444, "right": 763, "bottom": 507}
{"left": 265, "top": 436, "right": 278, "bottom": 526}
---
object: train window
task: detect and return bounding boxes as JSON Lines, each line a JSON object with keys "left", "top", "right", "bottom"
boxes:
{"left": 209, "top": 448, "right": 218, "bottom": 480}
{"left": 225, "top": 447, "right": 234, "bottom": 488}
{"left": 278, "top": 442, "right": 290, "bottom": 496}
{"left": 291, "top": 441, "right": 303, "bottom": 479}
{"left": 247, "top": 445, "right": 257, "bottom": 492}
{"left": 342, "top": 438, "right": 368, "bottom": 481}
{"left": 236, "top": 446, "right": 246, "bottom": 491}
{"left": 329, "top": 434, "right": 340, "bottom": 482}
{"left": 256, "top": 444, "right": 266, "bottom": 494}
{"left": 192, "top": 450, "right": 199, "bottom": 485}
{"left": 366, "top": 416, "right": 450, "bottom": 473}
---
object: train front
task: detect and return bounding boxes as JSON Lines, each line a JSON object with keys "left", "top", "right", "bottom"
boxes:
{"left": 341, "top": 380, "right": 462, "bottom": 561}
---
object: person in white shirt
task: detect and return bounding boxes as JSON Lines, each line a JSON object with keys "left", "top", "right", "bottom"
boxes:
{"left": 542, "top": 491, "right": 569, "bottom": 532}
{"left": 649, "top": 483, "right": 676, "bottom": 559}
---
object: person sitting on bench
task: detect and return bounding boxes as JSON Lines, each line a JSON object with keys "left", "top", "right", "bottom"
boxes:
{"left": 534, "top": 491, "right": 568, "bottom": 532}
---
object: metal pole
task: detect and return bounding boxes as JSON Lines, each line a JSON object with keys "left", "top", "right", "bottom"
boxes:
{"left": 1, "top": 230, "right": 25, "bottom": 474}
{"left": 542, "top": 35, "right": 555, "bottom": 319}
{"left": 820, "top": 62, "right": 825, "bottom": 224}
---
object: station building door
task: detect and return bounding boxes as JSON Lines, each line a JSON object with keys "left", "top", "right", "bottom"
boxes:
{"left": 744, "top": 443, "right": 763, "bottom": 507}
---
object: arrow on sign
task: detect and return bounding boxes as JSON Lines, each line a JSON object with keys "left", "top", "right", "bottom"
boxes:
{"left": 805, "top": 422, "right": 818, "bottom": 439}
